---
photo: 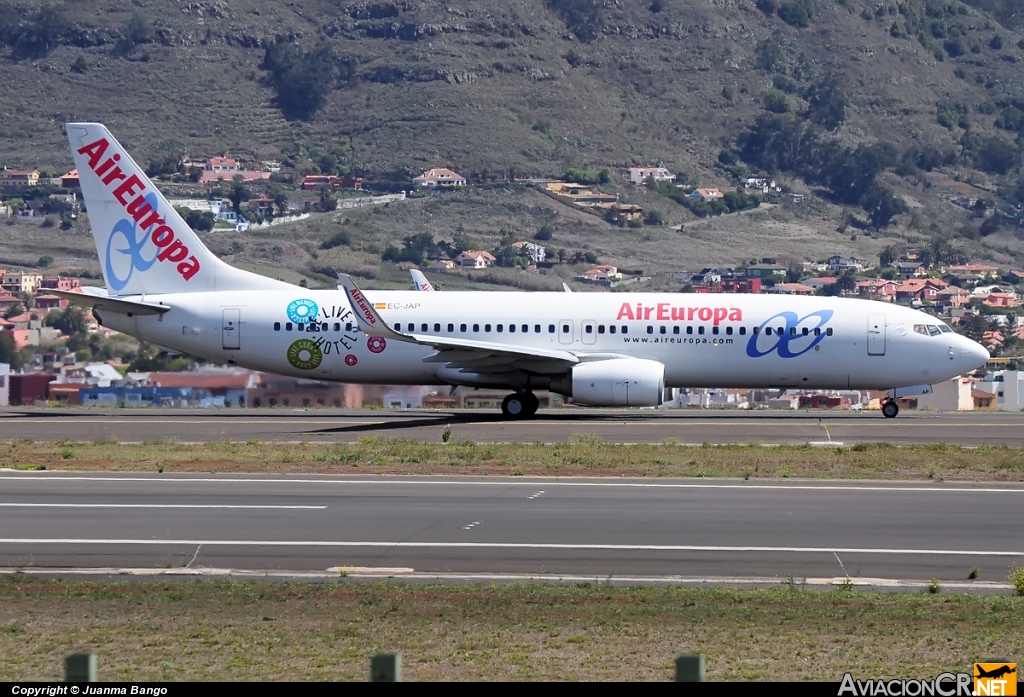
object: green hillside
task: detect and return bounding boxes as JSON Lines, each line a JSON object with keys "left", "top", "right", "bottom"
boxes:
{"left": 1, "top": 0, "right": 1023, "bottom": 285}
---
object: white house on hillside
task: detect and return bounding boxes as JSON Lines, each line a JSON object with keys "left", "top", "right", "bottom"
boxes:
{"left": 629, "top": 166, "right": 674, "bottom": 185}
{"left": 455, "top": 250, "right": 496, "bottom": 268}
{"left": 511, "top": 240, "right": 546, "bottom": 263}
{"left": 413, "top": 168, "right": 466, "bottom": 188}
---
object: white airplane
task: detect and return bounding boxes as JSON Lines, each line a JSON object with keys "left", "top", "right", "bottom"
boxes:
{"left": 54, "top": 123, "right": 989, "bottom": 419}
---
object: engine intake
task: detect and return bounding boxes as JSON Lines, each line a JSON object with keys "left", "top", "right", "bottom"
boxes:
{"left": 554, "top": 358, "right": 665, "bottom": 407}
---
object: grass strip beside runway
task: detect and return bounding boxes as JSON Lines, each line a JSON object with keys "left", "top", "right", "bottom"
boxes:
{"left": 1, "top": 438, "right": 1023, "bottom": 480}
{"left": 0, "top": 577, "right": 1021, "bottom": 681}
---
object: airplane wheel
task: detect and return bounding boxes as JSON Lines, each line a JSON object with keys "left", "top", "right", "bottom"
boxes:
{"left": 882, "top": 401, "right": 899, "bottom": 419}
{"left": 522, "top": 392, "right": 539, "bottom": 417}
{"left": 501, "top": 393, "right": 526, "bottom": 419}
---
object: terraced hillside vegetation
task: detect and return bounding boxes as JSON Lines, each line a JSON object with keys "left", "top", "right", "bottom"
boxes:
{"left": 1, "top": 0, "right": 1024, "bottom": 284}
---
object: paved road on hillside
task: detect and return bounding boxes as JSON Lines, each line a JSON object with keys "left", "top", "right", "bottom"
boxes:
{"left": 2, "top": 408, "right": 1024, "bottom": 445}
{"left": 0, "top": 473, "right": 1020, "bottom": 588}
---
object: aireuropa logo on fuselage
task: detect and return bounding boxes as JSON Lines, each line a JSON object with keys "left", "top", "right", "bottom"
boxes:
{"left": 746, "top": 310, "right": 834, "bottom": 358}
{"left": 76, "top": 137, "right": 200, "bottom": 291}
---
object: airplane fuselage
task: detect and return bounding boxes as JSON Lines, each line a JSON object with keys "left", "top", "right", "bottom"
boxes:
{"left": 97, "top": 289, "right": 982, "bottom": 391}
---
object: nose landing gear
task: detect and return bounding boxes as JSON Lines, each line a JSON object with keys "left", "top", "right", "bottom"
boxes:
{"left": 881, "top": 399, "right": 900, "bottom": 418}
{"left": 500, "top": 391, "right": 539, "bottom": 419}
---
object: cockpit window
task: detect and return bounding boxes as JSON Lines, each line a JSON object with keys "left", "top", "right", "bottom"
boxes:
{"left": 913, "top": 324, "right": 928, "bottom": 335}
{"left": 927, "top": 325, "right": 942, "bottom": 337}
{"left": 938, "top": 324, "right": 953, "bottom": 333}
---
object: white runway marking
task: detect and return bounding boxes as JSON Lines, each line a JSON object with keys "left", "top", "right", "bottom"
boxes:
{"left": 0, "top": 539, "right": 1020, "bottom": 556}
{"left": 0, "top": 503, "right": 326, "bottom": 510}
{"left": 0, "top": 475, "right": 1020, "bottom": 494}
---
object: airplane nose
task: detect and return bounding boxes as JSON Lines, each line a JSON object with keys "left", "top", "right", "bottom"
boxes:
{"left": 960, "top": 337, "right": 989, "bottom": 374}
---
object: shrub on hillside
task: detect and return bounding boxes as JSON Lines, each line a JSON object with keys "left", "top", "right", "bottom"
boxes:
{"left": 261, "top": 40, "right": 336, "bottom": 120}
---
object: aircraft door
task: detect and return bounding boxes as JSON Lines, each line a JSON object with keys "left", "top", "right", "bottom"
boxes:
{"left": 222, "top": 308, "right": 241, "bottom": 350}
{"left": 867, "top": 314, "right": 885, "bottom": 356}
{"left": 581, "top": 320, "right": 597, "bottom": 345}
{"left": 558, "top": 319, "right": 574, "bottom": 345}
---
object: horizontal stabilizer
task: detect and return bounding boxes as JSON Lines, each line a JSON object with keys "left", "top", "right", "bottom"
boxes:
{"left": 47, "top": 289, "right": 170, "bottom": 316}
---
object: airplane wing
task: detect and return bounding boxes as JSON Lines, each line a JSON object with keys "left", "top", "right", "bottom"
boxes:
{"left": 47, "top": 288, "right": 170, "bottom": 316}
{"left": 337, "top": 274, "right": 579, "bottom": 370}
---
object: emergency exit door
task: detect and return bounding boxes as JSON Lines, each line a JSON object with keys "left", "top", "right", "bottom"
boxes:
{"left": 222, "top": 309, "right": 240, "bottom": 350}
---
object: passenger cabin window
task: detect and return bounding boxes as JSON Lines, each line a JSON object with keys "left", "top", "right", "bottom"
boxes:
{"left": 548, "top": 324, "right": 556, "bottom": 333}
{"left": 274, "top": 322, "right": 281, "bottom": 331}
{"left": 346, "top": 323, "right": 353, "bottom": 332}
{"left": 497, "top": 324, "right": 504, "bottom": 332}
{"left": 447, "top": 323, "right": 454, "bottom": 332}
{"left": 434, "top": 323, "right": 441, "bottom": 332}
{"left": 485, "top": 324, "right": 492, "bottom": 332}
{"left": 660, "top": 326, "right": 667, "bottom": 335}
{"left": 473, "top": 324, "right": 480, "bottom": 332}
{"left": 698, "top": 326, "right": 705, "bottom": 335}
{"left": 647, "top": 326, "right": 653, "bottom": 334}
{"left": 739, "top": 327, "right": 746, "bottom": 335}
{"left": 562, "top": 324, "right": 570, "bottom": 334}
{"left": 609, "top": 326, "right": 616, "bottom": 334}
{"left": 461, "top": 323, "right": 467, "bottom": 332}
{"left": 687, "top": 326, "right": 693, "bottom": 335}
{"left": 673, "top": 326, "right": 680, "bottom": 335}
{"left": 726, "top": 327, "right": 733, "bottom": 335}
{"left": 586, "top": 325, "right": 594, "bottom": 334}
{"left": 421, "top": 323, "right": 428, "bottom": 332}
{"left": 534, "top": 324, "right": 541, "bottom": 333}
{"left": 622, "top": 326, "right": 628, "bottom": 334}
{"left": 598, "top": 325, "right": 606, "bottom": 334}
{"left": 826, "top": 328, "right": 834, "bottom": 336}
{"left": 802, "top": 327, "right": 808, "bottom": 336}
{"left": 286, "top": 322, "right": 293, "bottom": 331}
{"left": 509, "top": 324, "right": 516, "bottom": 333}
{"left": 522, "top": 325, "right": 529, "bottom": 333}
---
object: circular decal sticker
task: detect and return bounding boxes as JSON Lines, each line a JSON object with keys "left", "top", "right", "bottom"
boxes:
{"left": 367, "top": 336, "right": 387, "bottom": 354}
{"left": 344, "top": 354, "right": 358, "bottom": 366}
{"left": 286, "top": 298, "right": 319, "bottom": 324}
{"left": 894, "top": 322, "right": 907, "bottom": 336}
{"left": 286, "top": 339, "right": 323, "bottom": 370}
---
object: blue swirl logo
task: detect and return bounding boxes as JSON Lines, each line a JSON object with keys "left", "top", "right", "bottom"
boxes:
{"left": 287, "top": 298, "right": 319, "bottom": 324}
{"left": 745, "top": 310, "right": 834, "bottom": 358}
{"left": 104, "top": 193, "right": 161, "bottom": 292}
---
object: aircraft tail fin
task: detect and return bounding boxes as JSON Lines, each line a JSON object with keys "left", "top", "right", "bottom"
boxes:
{"left": 66, "top": 123, "right": 292, "bottom": 296}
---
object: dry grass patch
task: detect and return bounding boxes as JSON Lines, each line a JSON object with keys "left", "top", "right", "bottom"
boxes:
{"left": 0, "top": 579, "right": 1020, "bottom": 681}
{"left": 1, "top": 439, "right": 1023, "bottom": 481}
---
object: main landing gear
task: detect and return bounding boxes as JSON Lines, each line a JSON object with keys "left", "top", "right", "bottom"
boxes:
{"left": 881, "top": 399, "right": 900, "bottom": 419}
{"left": 501, "top": 391, "right": 539, "bottom": 419}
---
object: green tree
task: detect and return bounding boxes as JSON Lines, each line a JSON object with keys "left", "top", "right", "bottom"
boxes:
{"left": 878, "top": 244, "right": 902, "bottom": 267}
{"left": 45, "top": 306, "right": 87, "bottom": 336}
{"left": 229, "top": 176, "right": 249, "bottom": 215}
{"left": 762, "top": 90, "right": 790, "bottom": 114}
{"left": 261, "top": 40, "right": 337, "bottom": 120}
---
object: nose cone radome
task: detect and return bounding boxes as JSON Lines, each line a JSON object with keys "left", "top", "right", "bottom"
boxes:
{"left": 960, "top": 337, "right": 990, "bottom": 374}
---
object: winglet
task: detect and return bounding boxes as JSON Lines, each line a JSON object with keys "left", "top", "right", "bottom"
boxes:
{"left": 562, "top": 282, "right": 572, "bottom": 293}
{"left": 410, "top": 268, "right": 435, "bottom": 291}
{"left": 337, "top": 273, "right": 408, "bottom": 340}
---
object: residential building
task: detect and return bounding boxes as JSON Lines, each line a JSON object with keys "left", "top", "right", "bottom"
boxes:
{"left": 693, "top": 278, "right": 762, "bottom": 294}
{"left": 432, "top": 259, "right": 457, "bottom": 273}
{"left": 895, "top": 262, "right": 926, "bottom": 278}
{"left": 628, "top": 166, "right": 674, "bottom": 185}
{"left": 935, "top": 286, "right": 971, "bottom": 308}
{"left": 455, "top": 250, "right": 496, "bottom": 269}
{"left": 246, "top": 197, "right": 275, "bottom": 216}
{"left": 301, "top": 175, "right": 363, "bottom": 190}
{"left": 1, "top": 272, "right": 43, "bottom": 294}
{"left": 975, "top": 371, "right": 1024, "bottom": 411}
{"left": 744, "top": 263, "right": 787, "bottom": 283}
{"left": 827, "top": 255, "right": 868, "bottom": 273}
{"left": 577, "top": 265, "right": 623, "bottom": 283}
{"left": 770, "top": 282, "right": 815, "bottom": 296}
{"left": 544, "top": 182, "right": 617, "bottom": 206}
{"left": 690, "top": 187, "right": 724, "bottom": 201}
{"left": 60, "top": 169, "right": 80, "bottom": 188}
{"left": 690, "top": 268, "right": 722, "bottom": 285}
{"left": 34, "top": 294, "right": 68, "bottom": 311}
{"left": 510, "top": 240, "right": 546, "bottom": 263}
{"left": 856, "top": 279, "right": 898, "bottom": 300}
{"left": 41, "top": 276, "right": 81, "bottom": 292}
{"left": 0, "top": 167, "right": 40, "bottom": 191}
{"left": 205, "top": 156, "right": 239, "bottom": 174}
{"left": 983, "top": 292, "right": 1016, "bottom": 308}
{"left": 742, "top": 177, "right": 778, "bottom": 191}
{"left": 894, "top": 278, "right": 947, "bottom": 304}
{"left": 944, "top": 263, "right": 1000, "bottom": 279}
{"left": 413, "top": 168, "right": 466, "bottom": 188}
{"left": 803, "top": 277, "right": 837, "bottom": 291}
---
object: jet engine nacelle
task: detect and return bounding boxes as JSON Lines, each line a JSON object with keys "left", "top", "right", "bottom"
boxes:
{"left": 555, "top": 357, "right": 665, "bottom": 407}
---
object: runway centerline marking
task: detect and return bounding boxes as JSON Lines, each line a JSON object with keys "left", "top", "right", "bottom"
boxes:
{"left": 0, "top": 539, "right": 1020, "bottom": 556}
{"left": 1, "top": 476, "right": 1020, "bottom": 494}
{"left": 0, "top": 503, "right": 326, "bottom": 510}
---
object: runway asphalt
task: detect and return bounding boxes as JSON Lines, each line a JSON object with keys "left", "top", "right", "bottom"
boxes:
{"left": 3, "top": 407, "right": 1024, "bottom": 445}
{"left": 0, "top": 472, "right": 1021, "bottom": 589}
